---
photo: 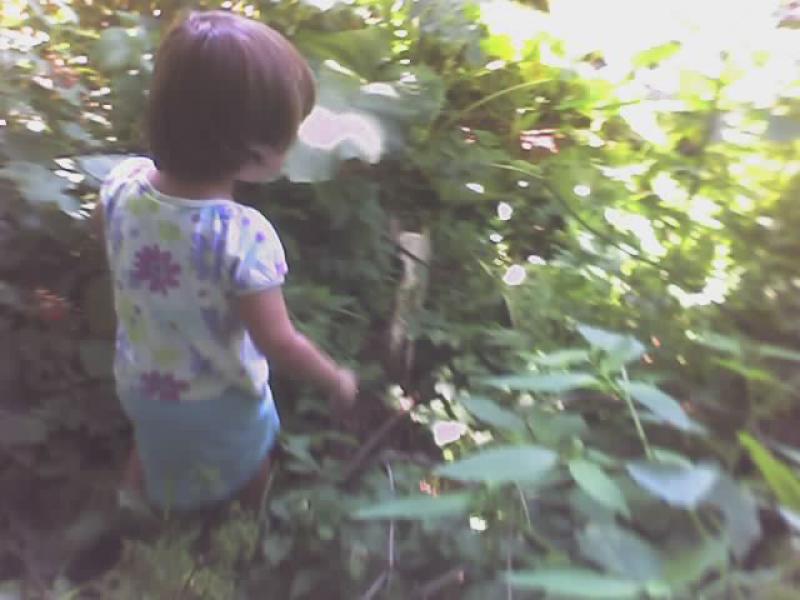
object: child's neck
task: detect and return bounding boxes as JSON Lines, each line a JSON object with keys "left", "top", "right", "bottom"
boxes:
{"left": 149, "top": 169, "right": 235, "bottom": 201}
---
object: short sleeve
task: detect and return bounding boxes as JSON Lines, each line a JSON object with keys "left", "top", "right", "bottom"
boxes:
{"left": 229, "top": 208, "right": 288, "bottom": 295}
{"left": 99, "top": 157, "right": 152, "bottom": 214}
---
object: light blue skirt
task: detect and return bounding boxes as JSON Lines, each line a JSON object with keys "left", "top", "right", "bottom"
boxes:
{"left": 119, "top": 385, "right": 280, "bottom": 510}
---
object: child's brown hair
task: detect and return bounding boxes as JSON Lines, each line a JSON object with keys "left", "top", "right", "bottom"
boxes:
{"left": 147, "top": 10, "right": 316, "bottom": 181}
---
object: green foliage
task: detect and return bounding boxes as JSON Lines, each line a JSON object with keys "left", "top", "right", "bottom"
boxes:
{"left": 2, "top": 0, "right": 800, "bottom": 598}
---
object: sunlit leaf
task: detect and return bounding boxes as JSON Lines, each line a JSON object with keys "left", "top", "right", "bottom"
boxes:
{"left": 740, "top": 433, "right": 800, "bottom": 511}
{"left": 435, "top": 445, "right": 557, "bottom": 483}
{"left": 483, "top": 372, "right": 598, "bottom": 393}
{"left": 626, "top": 461, "right": 719, "bottom": 508}
{"left": 461, "top": 395, "right": 525, "bottom": 432}
{"left": 569, "top": 460, "right": 630, "bottom": 517}
{"left": 578, "top": 324, "right": 645, "bottom": 364}
{"left": 507, "top": 568, "right": 644, "bottom": 599}
{"left": 578, "top": 523, "right": 663, "bottom": 581}
{"left": 693, "top": 331, "right": 743, "bottom": 356}
{"left": 619, "top": 381, "right": 703, "bottom": 433}
{"left": 353, "top": 492, "right": 472, "bottom": 520}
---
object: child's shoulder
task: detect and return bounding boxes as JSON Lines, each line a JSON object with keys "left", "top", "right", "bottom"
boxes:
{"left": 100, "top": 156, "right": 152, "bottom": 200}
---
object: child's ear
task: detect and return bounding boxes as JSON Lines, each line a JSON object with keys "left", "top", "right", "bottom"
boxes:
{"left": 236, "top": 145, "right": 284, "bottom": 183}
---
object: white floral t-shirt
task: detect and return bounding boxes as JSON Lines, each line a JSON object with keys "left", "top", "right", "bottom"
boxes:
{"left": 100, "top": 157, "right": 287, "bottom": 403}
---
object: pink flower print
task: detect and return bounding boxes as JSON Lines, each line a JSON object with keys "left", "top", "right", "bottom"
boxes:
{"left": 132, "top": 245, "right": 181, "bottom": 295}
{"left": 141, "top": 371, "right": 189, "bottom": 402}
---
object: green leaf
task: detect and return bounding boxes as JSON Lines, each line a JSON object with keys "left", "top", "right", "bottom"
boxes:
{"left": 297, "top": 28, "right": 392, "bottom": 78}
{"left": 619, "top": 381, "right": 702, "bottom": 433}
{"left": 461, "top": 395, "right": 525, "bottom": 432}
{"left": 92, "top": 27, "right": 140, "bottom": 71}
{"left": 435, "top": 445, "right": 557, "bottom": 484}
{"left": 569, "top": 460, "right": 630, "bottom": 517}
{"left": 757, "top": 342, "right": 800, "bottom": 363}
{"left": 577, "top": 324, "right": 645, "bottom": 364}
{"left": 692, "top": 331, "right": 743, "bottom": 356}
{"left": 507, "top": 568, "right": 644, "bottom": 599}
{"left": 663, "top": 536, "right": 728, "bottom": 589}
{"left": 706, "top": 475, "right": 762, "bottom": 560}
{"left": 262, "top": 535, "right": 293, "bottom": 566}
{"left": 353, "top": 492, "right": 472, "bottom": 520}
{"left": 632, "top": 41, "right": 682, "bottom": 68}
{"left": 483, "top": 372, "right": 598, "bottom": 393}
{"left": 0, "top": 161, "right": 78, "bottom": 212}
{"left": 740, "top": 433, "right": 800, "bottom": 511}
{"left": 577, "top": 523, "right": 663, "bottom": 581}
{"left": 532, "top": 348, "right": 591, "bottom": 367}
{"left": 626, "top": 461, "right": 719, "bottom": 508}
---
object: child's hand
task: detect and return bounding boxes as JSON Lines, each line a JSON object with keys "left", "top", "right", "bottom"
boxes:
{"left": 329, "top": 368, "right": 358, "bottom": 413}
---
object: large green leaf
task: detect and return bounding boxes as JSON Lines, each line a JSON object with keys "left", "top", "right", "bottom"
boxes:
{"left": 507, "top": 568, "right": 644, "bottom": 599}
{"left": 578, "top": 523, "right": 663, "bottom": 581}
{"left": 757, "top": 342, "right": 800, "bottom": 363}
{"left": 435, "top": 445, "right": 557, "bottom": 484}
{"left": 619, "top": 381, "right": 702, "bottom": 433}
{"left": 353, "top": 492, "right": 472, "bottom": 520}
{"left": 626, "top": 461, "right": 719, "bottom": 508}
{"left": 533, "top": 348, "right": 591, "bottom": 367}
{"left": 740, "top": 433, "right": 800, "bottom": 511}
{"left": 297, "top": 28, "right": 393, "bottom": 78}
{"left": 460, "top": 395, "right": 525, "bottom": 432}
{"left": 569, "top": 460, "right": 630, "bottom": 517}
{"left": 483, "top": 372, "right": 598, "bottom": 393}
{"left": 706, "top": 474, "right": 762, "bottom": 560}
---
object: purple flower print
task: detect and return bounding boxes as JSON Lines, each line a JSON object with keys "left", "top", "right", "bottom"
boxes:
{"left": 132, "top": 245, "right": 181, "bottom": 295}
{"left": 276, "top": 261, "right": 288, "bottom": 277}
{"left": 141, "top": 371, "right": 189, "bottom": 402}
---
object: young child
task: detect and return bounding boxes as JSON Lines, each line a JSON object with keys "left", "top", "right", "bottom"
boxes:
{"left": 97, "top": 10, "right": 358, "bottom": 511}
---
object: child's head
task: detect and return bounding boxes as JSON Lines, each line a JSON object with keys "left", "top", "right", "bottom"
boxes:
{"left": 148, "top": 10, "right": 316, "bottom": 183}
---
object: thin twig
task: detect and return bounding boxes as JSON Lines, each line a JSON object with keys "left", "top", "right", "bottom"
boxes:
{"left": 341, "top": 404, "right": 415, "bottom": 484}
{"left": 620, "top": 366, "right": 653, "bottom": 459}
{"left": 514, "top": 483, "right": 532, "bottom": 529}
{"left": 360, "top": 570, "right": 389, "bottom": 600}
{"left": 506, "top": 541, "right": 514, "bottom": 600}
{"left": 385, "top": 462, "right": 396, "bottom": 571}
{"left": 415, "top": 566, "right": 466, "bottom": 599}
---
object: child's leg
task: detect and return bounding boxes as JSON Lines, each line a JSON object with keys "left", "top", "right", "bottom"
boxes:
{"left": 121, "top": 444, "right": 145, "bottom": 496}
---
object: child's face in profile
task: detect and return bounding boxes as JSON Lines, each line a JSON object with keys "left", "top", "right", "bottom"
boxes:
{"left": 236, "top": 144, "right": 286, "bottom": 183}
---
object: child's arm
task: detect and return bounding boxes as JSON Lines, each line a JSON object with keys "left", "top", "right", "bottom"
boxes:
{"left": 238, "top": 288, "right": 357, "bottom": 410}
